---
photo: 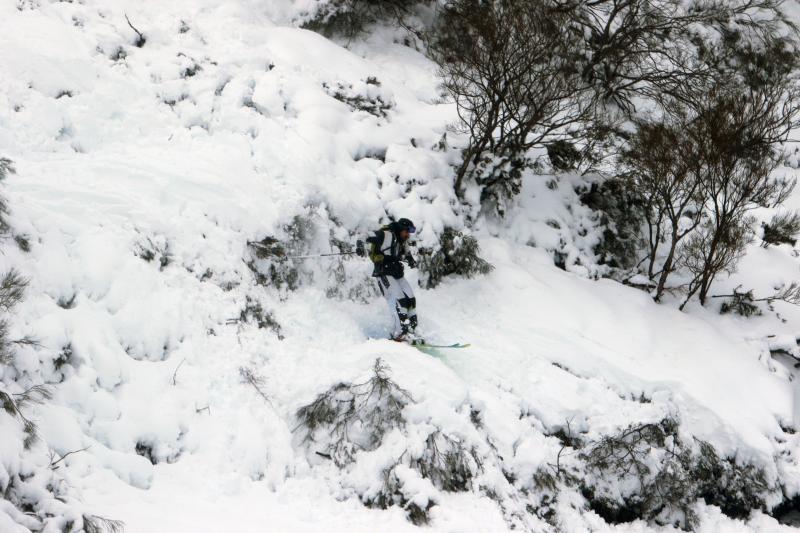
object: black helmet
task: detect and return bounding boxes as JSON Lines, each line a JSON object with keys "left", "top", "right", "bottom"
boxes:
{"left": 396, "top": 218, "right": 416, "bottom": 234}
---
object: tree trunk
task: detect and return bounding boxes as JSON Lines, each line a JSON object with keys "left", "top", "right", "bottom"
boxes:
{"left": 646, "top": 216, "right": 660, "bottom": 281}
{"left": 654, "top": 222, "right": 680, "bottom": 302}
{"left": 453, "top": 153, "right": 472, "bottom": 199}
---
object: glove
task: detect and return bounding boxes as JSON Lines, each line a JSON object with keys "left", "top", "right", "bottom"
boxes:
{"left": 405, "top": 254, "right": 416, "bottom": 268}
{"left": 387, "top": 261, "right": 404, "bottom": 279}
{"left": 355, "top": 240, "right": 365, "bottom": 257}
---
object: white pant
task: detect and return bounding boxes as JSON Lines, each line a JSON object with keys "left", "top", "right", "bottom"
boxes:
{"left": 377, "top": 276, "right": 417, "bottom": 336}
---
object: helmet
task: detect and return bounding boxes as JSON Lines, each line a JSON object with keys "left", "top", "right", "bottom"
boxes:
{"left": 396, "top": 218, "right": 416, "bottom": 234}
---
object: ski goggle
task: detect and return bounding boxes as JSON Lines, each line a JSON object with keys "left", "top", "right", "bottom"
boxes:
{"left": 407, "top": 226, "right": 416, "bottom": 234}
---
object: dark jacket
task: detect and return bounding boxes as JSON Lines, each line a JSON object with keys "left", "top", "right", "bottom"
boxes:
{"left": 366, "top": 224, "right": 409, "bottom": 278}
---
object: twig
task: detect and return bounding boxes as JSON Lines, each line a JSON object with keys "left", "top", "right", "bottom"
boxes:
{"left": 50, "top": 446, "right": 90, "bottom": 469}
{"left": 711, "top": 284, "right": 750, "bottom": 299}
{"left": 239, "top": 367, "right": 275, "bottom": 407}
{"left": 548, "top": 417, "right": 576, "bottom": 478}
{"left": 13, "top": 336, "right": 42, "bottom": 348}
{"left": 172, "top": 358, "right": 186, "bottom": 386}
{"left": 713, "top": 282, "right": 800, "bottom": 306}
{"left": 124, "top": 14, "right": 146, "bottom": 47}
{"left": 195, "top": 404, "right": 210, "bottom": 415}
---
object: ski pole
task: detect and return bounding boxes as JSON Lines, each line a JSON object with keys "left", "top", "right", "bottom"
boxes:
{"left": 247, "top": 240, "right": 363, "bottom": 259}
{"left": 285, "top": 251, "right": 357, "bottom": 259}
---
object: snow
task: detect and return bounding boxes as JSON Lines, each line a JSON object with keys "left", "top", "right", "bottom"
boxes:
{"left": 1, "top": 0, "right": 800, "bottom": 531}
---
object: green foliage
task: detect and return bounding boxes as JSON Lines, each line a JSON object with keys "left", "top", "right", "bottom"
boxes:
{"left": 135, "top": 441, "right": 157, "bottom": 465}
{"left": 474, "top": 152, "right": 529, "bottom": 217}
{"left": 546, "top": 140, "right": 582, "bottom": 173}
{"left": 693, "top": 441, "right": 772, "bottom": 519}
{"left": 295, "top": 358, "right": 412, "bottom": 466}
{"left": 411, "top": 430, "right": 480, "bottom": 492}
{"left": 295, "top": 359, "right": 482, "bottom": 525}
{"left": 14, "top": 235, "right": 30, "bottom": 252}
{"left": 579, "top": 178, "right": 646, "bottom": 270}
{"left": 580, "top": 417, "right": 775, "bottom": 529}
{"left": 248, "top": 212, "right": 375, "bottom": 302}
{"left": 417, "top": 228, "right": 493, "bottom": 289}
{"left": 366, "top": 429, "right": 481, "bottom": 524}
{"left": 0, "top": 157, "right": 14, "bottom": 233}
{"left": 322, "top": 79, "right": 393, "bottom": 118}
{"left": 53, "top": 343, "right": 74, "bottom": 371}
{"left": 134, "top": 236, "right": 171, "bottom": 270}
{"left": 762, "top": 211, "right": 800, "bottom": 247}
{"left": 0, "top": 385, "right": 52, "bottom": 449}
{"left": 239, "top": 296, "right": 283, "bottom": 338}
{"left": 248, "top": 215, "right": 314, "bottom": 292}
{"left": 325, "top": 249, "right": 376, "bottom": 302}
{"left": 0, "top": 269, "right": 27, "bottom": 365}
{"left": 719, "top": 288, "right": 762, "bottom": 317}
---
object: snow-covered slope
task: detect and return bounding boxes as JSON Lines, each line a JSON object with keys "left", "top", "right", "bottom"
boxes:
{"left": 2, "top": 1, "right": 800, "bottom": 532}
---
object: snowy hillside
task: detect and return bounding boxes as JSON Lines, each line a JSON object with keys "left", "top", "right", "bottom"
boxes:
{"left": 2, "top": 1, "right": 800, "bottom": 532}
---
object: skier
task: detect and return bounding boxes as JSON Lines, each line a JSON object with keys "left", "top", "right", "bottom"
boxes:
{"left": 357, "top": 218, "right": 420, "bottom": 343}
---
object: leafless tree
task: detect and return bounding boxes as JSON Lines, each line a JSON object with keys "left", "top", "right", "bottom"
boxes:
{"left": 556, "top": 0, "right": 796, "bottom": 110}
{"left": 429, "top": 0, "right": 796, "bottom": 217}
{"left": 622, "top": 105, "right": 704, "bottom": 300}
{"left": 429, "top": 0, "right": 595, "bottom": 212}
{"left": 679, "top": 82, "right": 799, "bottom": 308}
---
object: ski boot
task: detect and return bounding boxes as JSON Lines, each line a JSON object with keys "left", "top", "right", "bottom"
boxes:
{"left": 391, "top": 329, "right": 425, "bottom": 346}
{"left": 405, "top": 332, "right": 426, "bottom": 346}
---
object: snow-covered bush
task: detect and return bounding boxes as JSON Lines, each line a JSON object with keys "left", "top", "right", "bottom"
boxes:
{"left": 324, "top": 253, "right": 376, "bottom": 302}
{"left": 295, "top": 358, "right": 412, "bottom": 466}
{"left": 301, "top": 0, "right": 424, "bottom": 38}
{"left": 294, "top": 359, "right": 483, "bottom": 524}
{"left": 417, "top": 228, "right": 493, "bottom": 288}
{"left": 762, "top": 211, "right": 800, "bottom": 248}
{"left": 134, "top": 233, "right": 172, "bottom": 270}
{"left": 364, "top": 428, "right": 482, "bottom": 525}
{"left": 473, "top": 152, "right": 530, "bottom": 217}
{"left": 579, "top": 417, "right": 776, "bottom": 529}
{"left": 0, "top": 158, "right": 123, "bottom": 531}
{"left": 714, "top": 283, "right": 800, "bottom": 318}
{"left": 578, "top": 177, "right": 646, "bottom": 271}
{"left": 0, "top": 270, "right": 27, "bottom": 365}
{"left": 322, "top": 78, "right": 394, "bottom": 119}
{"left": 718, "top": 287, "right": 762, "bottom": 317}
{"left": 239, "top": 296, "right": 283, "bottom": 338}
{"left": 248, "top": 209, "right": 375, "bottom": 300}
{"left": 0, "top": 158, "right": 13, "bottom": 232}
{"left": 546, "top": 140, "right": 582, "bottom": 173}
{"left": 248, "top": 215, "right": 316, "bottom": 293}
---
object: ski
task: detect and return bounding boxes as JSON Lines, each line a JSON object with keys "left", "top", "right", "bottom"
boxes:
{"left": 384, "top": 337, "right": 471, "bottom": 349}
{"left": 411, "top": 342, "right": 470, "bottom": 349}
